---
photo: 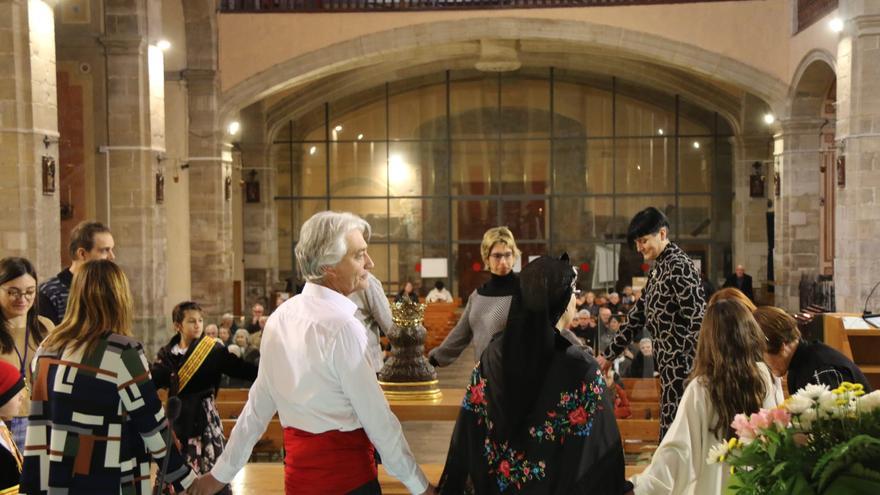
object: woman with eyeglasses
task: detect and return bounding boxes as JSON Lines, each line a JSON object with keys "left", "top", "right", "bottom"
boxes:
{"left": 429, "top": 227, "right": 523, "bottom": 368}
{"left": 0, "top": 257, "right": 53, "bottom": 447}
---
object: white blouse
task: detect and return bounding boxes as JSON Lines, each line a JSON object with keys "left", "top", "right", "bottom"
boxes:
{"left": 631, "top": 363, "right": 780, "bottom": 495}
{"left": 211, "top": 283, "right": 428, "bottom": 494}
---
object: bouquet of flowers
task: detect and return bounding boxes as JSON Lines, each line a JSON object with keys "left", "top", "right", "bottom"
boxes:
{"left": 707, "top": 382, "right": 880, "bottom": 494}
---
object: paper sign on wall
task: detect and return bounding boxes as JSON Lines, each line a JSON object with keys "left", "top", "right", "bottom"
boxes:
{"left": 420, "top": 258, "right": 448, "bottom": 278}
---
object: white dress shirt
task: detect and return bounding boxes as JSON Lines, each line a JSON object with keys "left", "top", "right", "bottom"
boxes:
{"left": 211, "top": 282, "right": 428, "bottom": 494}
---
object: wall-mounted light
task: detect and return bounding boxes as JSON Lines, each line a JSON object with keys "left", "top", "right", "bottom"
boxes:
{"left": 309, "top": 146, "right": 317, "bottom": 156}
{"left": 657, "top": 129, "right": 664, "bottom": 136}
{"left": 763, "top": 113, "right": 776, "bottom": 125}
{"left": 829, "top": 18, "right": 844, "bottom": 33}
{"left": 692, "top": 141, "right": 701, "bottom": 149}
{"left": 357, "top": 133, "right": 364, "bottom": 140}
{"left": 227, "top": 121, "right": 241, "bottom": 136}
{"left": 157, "top": 39, "right": 171, "bottom": 51}
{"left": 334, "top": 125, "right": 343, "bottom": 132}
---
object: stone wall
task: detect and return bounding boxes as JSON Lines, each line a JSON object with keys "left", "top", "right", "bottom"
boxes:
{"left": 0, "top": 0, "right": 60, "bottom": 279}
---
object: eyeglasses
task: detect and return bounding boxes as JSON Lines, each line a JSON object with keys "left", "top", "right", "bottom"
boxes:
{"left": 489, "top": 252, "right": 514, "bottom": 261}
{"left": 0, "top": 287, "right": 37, "bottom": 300}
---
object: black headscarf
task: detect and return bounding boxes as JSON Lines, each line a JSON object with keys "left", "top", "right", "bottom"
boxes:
{"left": 499, "top": 254, "right": 577, "bottom": 440}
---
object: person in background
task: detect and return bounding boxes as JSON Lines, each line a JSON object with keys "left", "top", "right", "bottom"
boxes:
{"left": 578, "top": 291, "right": 599, "bottom": 317}
{"left": 349, "top": 272, "right": 394, "bottom": 373}
{"left": 0, "top": 360, "right": 26, "bottom": 493}
{"left": 0, "top": 257, "right": 52, "bottom": 448}
{"left": 395, "top": 281, "right": 419, "bottom": 304}
{"left": 243, "top": 331, "right": 262, "bottom": 368}
{"left": 628, "top": 337, "right": 658, "bottom": 378}
{"left": 429, "top": 227, "right": 521, "bottom": 367}
{"left": 599, "top": 207, "right": 706, "bottom": 441}
{"left": 22, "top": 260, "right": 195, "bottom": 494}
{"left": 607, "top": 292, "right": 622, "bottom": 314}
{"left": 700, "top": 272, "right": 717, "bottom": 302}
{"left": 204, "top": 323, "right": 219, "bottom": 339}
{"left": 219, "top": 313, "right": 239, "bottom": 338}
{"left": 425, "top": 280, "right": 454, "bottom": 303}
{"left": 151, "top": 301, "right": 257, "bottom": 492}
{"left": 245, "top": 303, "right": 264, "bottom": 334}
{"left": 232, "top": 329, "right": 251, "bottom": 356}
{"left": 753, "top": 306, "right": 871, "bottom": 395}
{"left": 723, "top": 264, "right": 754, "bottom": 302}
{"left": 621, "top": 286, "right": 636, "bottom": 307}
{"left": 38, "top": 220, "right": 115, "bottom": 325}
{"left": 630, "top": 299, "right": 780, "bottom": 494}
{"left": 604, "top": 368, "right": 633, "bottom": 420}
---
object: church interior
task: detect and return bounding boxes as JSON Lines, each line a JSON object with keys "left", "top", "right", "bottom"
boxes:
{"left": 2, "top": 0, "right": 880, "bottom": 493}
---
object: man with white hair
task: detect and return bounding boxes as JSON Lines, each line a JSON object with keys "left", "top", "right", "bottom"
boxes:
{"left": 190, "top": 211, "right": 433, "bottom": 495}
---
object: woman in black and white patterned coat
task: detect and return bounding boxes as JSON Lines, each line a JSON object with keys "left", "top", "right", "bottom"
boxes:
{"left": 600, "top": 207, "right": 706, "bottom": 440}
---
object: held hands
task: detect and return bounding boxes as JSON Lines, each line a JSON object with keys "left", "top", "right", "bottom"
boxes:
{"left": 185, "top": 473, "right": 225, "bottom": 495}
{"left": 597, "top": 355, "right": 612, "bottom": 374}
{"left": 419, "top": 484, "right": 439, "bottom": 495}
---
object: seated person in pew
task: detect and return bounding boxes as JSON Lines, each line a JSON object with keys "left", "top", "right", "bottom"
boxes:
{"left": 151, "top": 301, "right": 258, "bottom": 493}
{"left": 753, "top": 306, "right": 872, "bottom": 395}
{"left": 631, "top": 299, "right": 781, "bottom": 495}
{"left": 604, "top": 368, "right": 633, "bottom": 420}
{"left": 426, "top": 280, "right": 454, "bottom": 303}
{"left": 439, "top": 255, "right": 631, "bottom": 494}
{"left": 627, "top": 338, "right": 658, "bottom": 379}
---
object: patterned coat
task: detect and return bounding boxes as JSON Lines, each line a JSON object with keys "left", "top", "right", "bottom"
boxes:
{"left": 602, "top": 242, "right": 705, "bottom": 439}
{"left": 20, "top": 333, "right": 195, "bottom": 494}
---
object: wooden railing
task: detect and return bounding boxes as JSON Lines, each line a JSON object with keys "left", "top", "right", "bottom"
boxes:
{"left": 221, "top": 0, "right": 746, "bottom": 13}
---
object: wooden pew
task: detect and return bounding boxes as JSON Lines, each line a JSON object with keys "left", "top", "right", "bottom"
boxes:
{"left": 621, "top": 378, "right": 661, "bottom": 402}
{"left": 221, "top": 418, "right": 284, "bottom": 454}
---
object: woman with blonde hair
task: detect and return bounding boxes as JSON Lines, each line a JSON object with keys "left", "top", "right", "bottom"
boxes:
{"left": 429, "top": 226, "right": 522, "bottom": 367}
{"left": 20, "top": 260, "right": 195, "bottom": 494}
{"left": 631, "top": 299, "right": 779, "bottom": 494}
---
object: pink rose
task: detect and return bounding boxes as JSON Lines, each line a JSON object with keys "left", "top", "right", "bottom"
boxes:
{"left": 769, "top": 408, "right": 791, "bottom": 428}
{"left": 750, "top": 410, "right": 772, "bottom": 431}
{"left": 731, "top": 413, "right": 757, "bottom": 442}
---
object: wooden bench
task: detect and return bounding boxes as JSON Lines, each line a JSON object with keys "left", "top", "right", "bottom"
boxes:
{"left": 621, "top": 378, "right": 661, "bottom": 402}
{"left": 221, "top": 418, "right": 284, "bottom": 454}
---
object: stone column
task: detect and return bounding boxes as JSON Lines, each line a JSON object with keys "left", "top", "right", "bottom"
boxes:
{"left": 773, "top": 118, "right": 824, "bottom": 312}
{"left": 184, "top": 68, "right": 233, "bottom": 319}
{"left": 732, "top": 135, "right": 773, "bottom": 301}
{"left": 834, "top": 1, "right": 880, "bottom": 312}
{"left": 181, "top": 0, "right": 233, "bottom": 319}
{"left": 99, "top": 1, "right": 167, "bottom": 353}
{"left": 240, "top": 103, "right": 279, "bottom": 309}
{"left": 0, "top": 0, "right": 60, "bottom": 278}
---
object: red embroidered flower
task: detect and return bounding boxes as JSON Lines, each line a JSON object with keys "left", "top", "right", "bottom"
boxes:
{"left": 470, "top": 382, "right": 486, "bottom": 405}
{"left": 568, "top": 406, "right": 588, "bottom": 425}
{"left": 524, "top": 467, "right": 530, "bottom": 476}
{"left": 547, "top": 411, "right": 556, "bottom": 418}
{"left": 499, "top": 460, "right": 511, "bottom": 477}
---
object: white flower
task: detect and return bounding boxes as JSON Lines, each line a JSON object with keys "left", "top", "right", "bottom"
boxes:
{"left": 799, "top": 383, "right": 830, "bottom": 400}
{"left": 818, "top": 392, "right": 839, "bottom": 418}
{"left": 707, "top": 442, "right": 729, "bottom": 465}
{"left": 798, "top": 408, "right": 817, "bottom": 431}
{"left": 858, "top": 390, "right": 880, "bottom": 413}
{"left": 786, "top": 395, "right": 813, "bottom": 415}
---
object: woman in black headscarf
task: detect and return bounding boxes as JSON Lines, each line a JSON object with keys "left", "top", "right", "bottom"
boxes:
{"left": 439, "top": 255, "right": 631, "bottom": 494}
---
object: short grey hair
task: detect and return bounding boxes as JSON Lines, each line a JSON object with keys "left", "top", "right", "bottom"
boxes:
{"left": 295, "top": 211, "right": 371, "bottom": 283}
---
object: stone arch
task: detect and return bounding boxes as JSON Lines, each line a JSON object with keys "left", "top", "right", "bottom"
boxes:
{"left": 220, "top": 17, "right": 788, "bottom": 123}
{"left": 773, "top": 52, "right": 837, "bottom": 311}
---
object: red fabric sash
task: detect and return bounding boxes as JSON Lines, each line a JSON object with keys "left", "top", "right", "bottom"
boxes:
{"left": 283, "top": 427, "right": 377, "bottom": 495}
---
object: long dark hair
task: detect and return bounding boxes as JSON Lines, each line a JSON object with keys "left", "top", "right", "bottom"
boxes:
{"left": 0, "top": 257, "right": 49, "bottom": 354}
{"left": 691, "top": 299, "right": 767, "bottom": 439}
